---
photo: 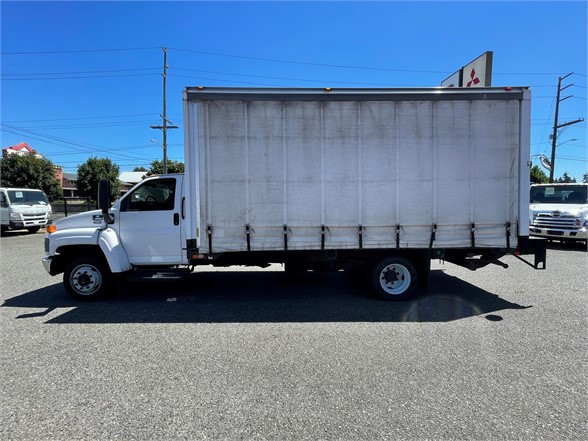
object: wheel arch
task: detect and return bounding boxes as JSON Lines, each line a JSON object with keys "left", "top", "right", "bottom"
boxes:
{"left": 97, "top": 228, "right": 132, "bottom": 273}
{"left": 52, "top": 245, "right": 106, "bottom": 276}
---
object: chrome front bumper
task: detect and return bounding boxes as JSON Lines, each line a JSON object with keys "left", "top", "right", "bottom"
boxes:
{"left": 42, "top": 256, "right": 53, "bottom": 275}
{"left": 529, "top": 226, "right": 588, "bottom": 241}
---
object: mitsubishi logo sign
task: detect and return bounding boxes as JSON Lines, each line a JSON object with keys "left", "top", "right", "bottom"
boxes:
{"left": 440, "top": 51, "right": 493, "bottom": 87}
{"left": 466, "top": 68, "right": 481, "bottom": 87}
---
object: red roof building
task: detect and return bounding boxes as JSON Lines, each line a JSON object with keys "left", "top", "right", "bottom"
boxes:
{"left": 2, "top": 142, "right": 43, "bottom": 158}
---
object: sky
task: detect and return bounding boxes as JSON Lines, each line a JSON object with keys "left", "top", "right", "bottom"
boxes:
{"left": 1, "top": 1, "right": 587, "bottom": 180}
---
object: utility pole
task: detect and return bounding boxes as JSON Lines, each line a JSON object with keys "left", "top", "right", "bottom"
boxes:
{"left": 549, "top": 72, "right": 584, "bottom": 183}
{"left": 150, "top": 47, "right": 178, "bottom": 174}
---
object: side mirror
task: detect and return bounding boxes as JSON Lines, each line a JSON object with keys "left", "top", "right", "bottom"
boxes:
{"left": 98, "top": 180, "right": 114, "bottom": 224}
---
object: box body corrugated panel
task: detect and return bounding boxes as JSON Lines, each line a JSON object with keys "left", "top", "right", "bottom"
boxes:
{"left": 183, "top": 88, "right": 528, "bottom": 253}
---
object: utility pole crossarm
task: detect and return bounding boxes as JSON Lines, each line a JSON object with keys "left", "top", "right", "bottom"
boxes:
{"left": 556, "top": 118, "right": 584, "bottom": 130}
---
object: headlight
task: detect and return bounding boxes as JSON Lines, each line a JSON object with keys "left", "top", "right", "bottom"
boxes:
{"left": 9, "top": 212, "right": 22, "bottom": 220}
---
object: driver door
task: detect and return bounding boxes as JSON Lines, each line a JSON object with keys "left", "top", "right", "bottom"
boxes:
{"left": 117, "top": 176, "right": 184, "bottom": 265}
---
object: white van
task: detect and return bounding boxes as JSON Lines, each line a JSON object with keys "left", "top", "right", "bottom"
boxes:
{"left": 0, "top": 187, "right": 52, "bottom": 234}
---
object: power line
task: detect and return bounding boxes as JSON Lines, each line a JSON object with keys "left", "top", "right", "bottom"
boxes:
{"left": 10, "top": 121, "right": 161, "bottom": 130}
{"left": 2, "top": 113, "right": 159, "bottom": 123}
{"left": 168, "top": 47, "right": 452, "bottom": 74}
{"left": 1, "top": 47, "right": 160, "bottom": 55}
{"left": 1, "top": 73, "right": 160, "bottom": 81}
{"left": 0, "top": 125, "right": 148, "bottom": 161}
{"left": 2, "top": 45, "right": 585, "bottom": 78}
{"left": 169, "top": 67, "right": 407, "bottom": 87}
{"left": 2, "top": 68, "right": 159, "bottom": 76}
{"left": 167, "top": 47, "right": 588, "bottom": 77}
{"left": 46, "top": 144, "right": 160, "bottom": 157}
{"left": 557, "top": 156, "right": 588, "bottom": 162}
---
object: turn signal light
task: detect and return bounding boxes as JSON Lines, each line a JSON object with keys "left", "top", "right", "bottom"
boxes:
{"left": 47, "top": 225, "right": 57, "bottom": 234}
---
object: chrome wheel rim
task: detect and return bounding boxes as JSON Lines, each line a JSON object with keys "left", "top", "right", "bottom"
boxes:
{"left": 379, "top": 263, "right": 411, "bottom": 295}
{"left": 70, "top": 264, "right": 102, "bottom": 295}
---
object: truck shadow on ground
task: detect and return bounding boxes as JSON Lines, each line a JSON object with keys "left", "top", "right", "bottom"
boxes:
{"left": 2, "top": 270, "right": 530, "bottom": 324}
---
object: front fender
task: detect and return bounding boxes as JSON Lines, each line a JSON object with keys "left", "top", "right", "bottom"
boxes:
{"left": 98, "top": 228, "right": 132, "bottom": 273}
{"left": 49, "top": 227, "right": 102, "bottom": 255}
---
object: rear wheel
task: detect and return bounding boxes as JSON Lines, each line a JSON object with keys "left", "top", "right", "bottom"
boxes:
{"left": 371, "top": 256, "right": 417, "bottom": 301}
{"left": 27, "top": 226, "right": 40, "bottom": 234}
{"left": 64, "top": 256, "right": 113, "bottom": 301}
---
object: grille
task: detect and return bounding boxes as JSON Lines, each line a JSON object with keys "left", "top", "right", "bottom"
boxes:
{"left": 22, "top": 213, "right": 46, "bottom": 221}
{"left": 534, "top": 213, "right": 577, "bottom": 230}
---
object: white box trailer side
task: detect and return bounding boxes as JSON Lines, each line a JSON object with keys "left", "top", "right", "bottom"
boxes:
{"left": 183, "top": 87, "right": 530, "bottom": 254}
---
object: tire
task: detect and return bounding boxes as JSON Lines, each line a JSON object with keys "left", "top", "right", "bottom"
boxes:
{"left": 370, "top": 256, "right": 417, "bottom": 301}
{"left": 284, "top": 261, "right": 307, "bottom": 274}
{"left": 27, "top": 226, "right": 41, "bottom": 234}
{"left": 63, "top": 256, "right": 113, "bottom": 301}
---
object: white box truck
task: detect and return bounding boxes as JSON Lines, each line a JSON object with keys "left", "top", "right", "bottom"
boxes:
{"left": 42, "top": 87, "right": 546, "bottom": 300}
{"left": 1, "top": 187, "right": 52, "bottom": 234}
{"left": 529, "top": 183, "right": 588, "bottom": 244}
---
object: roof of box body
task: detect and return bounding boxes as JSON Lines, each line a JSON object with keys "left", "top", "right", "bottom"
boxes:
{"left": 184, "top": 86, "right": 529, "bottom": 102}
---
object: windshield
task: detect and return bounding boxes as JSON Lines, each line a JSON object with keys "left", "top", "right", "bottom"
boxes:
{"left": 530, "top": 185, "right": 588, "bottom": 205}
{"left": 7, "top": 190, "right": 49, "bottom": 205}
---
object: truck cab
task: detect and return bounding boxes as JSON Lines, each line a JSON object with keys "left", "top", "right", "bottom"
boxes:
{"left": 1, "top": 187, "right": 52, "bottom": 234}
{"left": 529, "top": 183, "right": 588, "bottom": 244}
{"left": 42, "top": 175, "right": 185, "bottom": 299}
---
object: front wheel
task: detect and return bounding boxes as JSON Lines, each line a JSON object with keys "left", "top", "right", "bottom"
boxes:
{"left": 27, "top": 226, "right": 41, "bottom": 234}
{"left": 370, "top": 256, "right": 417, "bottom": 301}
{"left": 64, "top": 256, "right": 113, "bottom": 301}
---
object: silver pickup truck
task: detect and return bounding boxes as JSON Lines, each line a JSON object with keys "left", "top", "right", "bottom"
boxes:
{"left": 529, "top": 183, "right": 588, "bottom": 244}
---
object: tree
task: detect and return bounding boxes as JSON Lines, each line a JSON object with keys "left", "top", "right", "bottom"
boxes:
{"left": 0, "top": 153, "right": 62, "bottom": 199}
{"left": 77, "top": 157, "right": 120, "bottom": 202}
{"left": 133, "top": 166, "right": 148, "bottom": 172}
{"left": 530, "top": 165, "right": 549, "bottom": 184}
{"left": 555, "top": 172, "right": 576, "bottom": 183}
{"left": 583, "top": 173, "right": 588, "bottom": 184}
{"left": 147, "top": 159, "right": 184, "bottom": 175}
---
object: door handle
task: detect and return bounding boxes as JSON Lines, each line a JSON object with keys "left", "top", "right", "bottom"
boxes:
{"left": 173, "top": 213, "right": 180, "bottom": 226}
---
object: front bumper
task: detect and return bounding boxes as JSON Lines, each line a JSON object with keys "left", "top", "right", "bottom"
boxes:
{"left": 9, "top": 218, "right": 51, "bottom": 229}
{"left": 42, "top": 256, "right": 53, "bottom": 275}
{"left": 529, "top": 226, "right": 588, "bottom": 241}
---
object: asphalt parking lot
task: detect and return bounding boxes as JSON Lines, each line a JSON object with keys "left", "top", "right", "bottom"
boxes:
{"left": 1, "top": 231, "right": 586, "bottom": 440}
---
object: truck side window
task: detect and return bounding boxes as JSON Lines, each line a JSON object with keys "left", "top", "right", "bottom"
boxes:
{"left": 121, "top": 178, "right": 176, "bottom": 212}
{"left": 0, "top": 193, "right": 7, "bottom": 208}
